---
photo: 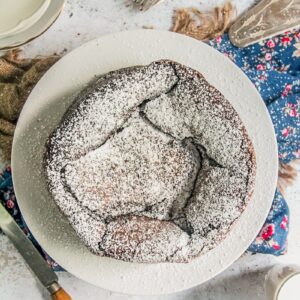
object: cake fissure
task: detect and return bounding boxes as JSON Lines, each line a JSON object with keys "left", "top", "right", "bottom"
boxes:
{"left": 45, "top": 60, "right": 256, "bottom": 263}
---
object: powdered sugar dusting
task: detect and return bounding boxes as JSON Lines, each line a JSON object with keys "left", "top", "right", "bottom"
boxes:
{"left": 102, "top": 216, "right": 189, "bottom": 263}
{"left": 63, "top": 113, "right": 199, "bottom": 220}
{"left": 45, "top": 60, "right": 256, "bottom": 263}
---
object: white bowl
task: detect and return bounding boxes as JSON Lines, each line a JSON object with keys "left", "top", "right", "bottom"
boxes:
{"left": 0, "top": 0, "right": 64, "bottom": 50}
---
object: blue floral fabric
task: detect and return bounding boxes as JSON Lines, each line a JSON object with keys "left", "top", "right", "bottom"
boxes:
{"left": 209, "top": 30, "right": 300, "bottom": 255}
{"left": 1, "top": 31, "right": 299, "bottom": 269}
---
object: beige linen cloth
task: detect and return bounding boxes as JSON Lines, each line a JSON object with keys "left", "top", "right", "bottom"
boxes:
{"left": 0, "top": 50, "right": 59, "bottom": 160}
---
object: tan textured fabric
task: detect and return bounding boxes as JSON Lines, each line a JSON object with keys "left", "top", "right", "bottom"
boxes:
{"left": 278, "top": 161, "right": 299, "bottom": 195}
{"left": 171, "top": 2, "right": 234, "bottom": 41}
{"left": 0, "top": 134, "right": 13, "bottom": 161}
{"left": 0, "top": 50, "right": 59, "bottom": 160}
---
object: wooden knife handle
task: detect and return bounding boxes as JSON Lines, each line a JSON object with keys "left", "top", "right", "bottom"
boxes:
{"left": 51, "top": 288, "right": 72, "bottom": 300}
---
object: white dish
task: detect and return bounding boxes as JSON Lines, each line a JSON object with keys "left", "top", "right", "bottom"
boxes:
{"left": 12, "top": 30, "right": 278, "bottom": 295}
{"left": 0, "top": 0, "right": 64, "bottom": 50}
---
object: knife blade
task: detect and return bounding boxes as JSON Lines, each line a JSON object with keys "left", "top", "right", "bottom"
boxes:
{"left": 229, "top": 0, "right": 300, "bottom": 47}
{"left": 0, "top": 202, "right": 71, "bottom": 299}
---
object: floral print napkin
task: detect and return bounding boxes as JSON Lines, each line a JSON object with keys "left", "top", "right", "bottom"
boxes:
{"left": 209, "top": 30, "right": 300, "bottom": 255}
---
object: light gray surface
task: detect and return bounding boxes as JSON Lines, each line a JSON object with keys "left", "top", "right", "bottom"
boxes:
{"left": 1, "top": 0, "right": 300, "bottom": 299}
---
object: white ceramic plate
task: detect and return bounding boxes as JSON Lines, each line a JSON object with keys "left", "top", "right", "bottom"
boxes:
{"left": 0, "top": 0, "right": 64, "bottom": 50}
{"left": 12, "top": 30, "right": 277, "bottom": 295}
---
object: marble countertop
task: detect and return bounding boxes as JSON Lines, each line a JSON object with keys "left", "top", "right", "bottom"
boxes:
{"left": 1, "top": 1, "right": 300, "bottom": 299}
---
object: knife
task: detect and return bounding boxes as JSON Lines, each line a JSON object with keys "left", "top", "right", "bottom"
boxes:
{"left": 0, "top": 202, "right": 72, "bottom": 300}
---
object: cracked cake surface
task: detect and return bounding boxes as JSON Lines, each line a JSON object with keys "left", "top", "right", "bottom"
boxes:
{"left": 45, "top": 60, "right": 256, "bottom": 263}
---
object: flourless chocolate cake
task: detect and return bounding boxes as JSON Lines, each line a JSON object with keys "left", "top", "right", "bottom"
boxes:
{"left": 45, "top": 60, "right": 256, "bottom": 263}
